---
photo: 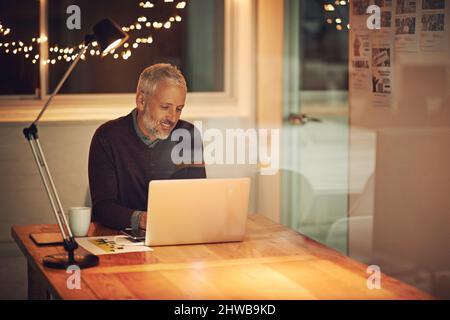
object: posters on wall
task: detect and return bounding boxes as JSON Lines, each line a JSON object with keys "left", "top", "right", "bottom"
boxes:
{"left": 394, "top": 0, "right": 419, "bottom": 52}
{"left": 375, "top": 0, "right": 394, "bottom": 29}
{"left": 420, "top": 0, "right": 447, "bottom": 51}
{"left": 371, "top": 31, "right": 394, "bottom": 106}
{"left": 352, "top": 0, "right": 372, "bottom": 29}
{"left": 350, "top": 0, "right": 394, "bottom": 107}
{"left": 372, "top": 1, "right": 395, "bottom": 107}
{"left": 350, "top": 31, "right": 372, "bottom": 91}
{"left": 350, "top": 0, "right": 449, "bottom": 108}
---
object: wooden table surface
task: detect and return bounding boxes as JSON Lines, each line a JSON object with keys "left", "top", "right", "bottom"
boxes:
{"left": 11, "top": 214, "right": 433, "bottom": 300}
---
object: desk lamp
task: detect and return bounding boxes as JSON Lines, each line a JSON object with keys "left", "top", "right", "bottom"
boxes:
{"left": 22, "top": 19, "right": 128, "bottom": 269}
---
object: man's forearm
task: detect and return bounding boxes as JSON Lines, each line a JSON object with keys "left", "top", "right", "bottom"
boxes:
{"left": 92, "top": 200, "right": 136, "bottom": 230}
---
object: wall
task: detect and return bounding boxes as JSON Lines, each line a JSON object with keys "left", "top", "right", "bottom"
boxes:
{"left": 255, "top": 0, "right": 284, "bottom": 222}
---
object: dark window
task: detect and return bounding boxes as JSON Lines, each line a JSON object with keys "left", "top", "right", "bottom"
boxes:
{"left": 47, "top": 0, "right": 224, "bottom": 94}
{"left": 299, "top": 1, "right": 349, "bottom": 91}
{"left": 0, "top": 0, "right": 40, "bottom": 95}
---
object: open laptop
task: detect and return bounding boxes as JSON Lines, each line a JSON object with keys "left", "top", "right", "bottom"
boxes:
{"left": 144, "top": 178, "right": 250, "bottom": 246}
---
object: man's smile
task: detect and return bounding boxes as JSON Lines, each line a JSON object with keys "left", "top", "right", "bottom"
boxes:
{"left": 160, "top": 120, "right": 174, "bottom": 131}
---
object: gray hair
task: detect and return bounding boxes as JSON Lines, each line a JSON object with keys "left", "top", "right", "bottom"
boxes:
{"left": 136, "top": 63, "right": 187, "bottom": 97}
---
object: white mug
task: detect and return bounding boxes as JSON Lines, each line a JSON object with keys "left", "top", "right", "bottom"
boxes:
{"left": 69, "top": 207, "right": 91, "bottom": 237}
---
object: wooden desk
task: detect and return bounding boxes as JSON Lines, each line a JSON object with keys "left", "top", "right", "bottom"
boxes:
{"left": 12, "top": 215, "right": 432, "bottom": 300}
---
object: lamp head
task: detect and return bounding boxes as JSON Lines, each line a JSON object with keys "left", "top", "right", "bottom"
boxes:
{"left": 89, "top": 18, "right": 129, "bottom": 55}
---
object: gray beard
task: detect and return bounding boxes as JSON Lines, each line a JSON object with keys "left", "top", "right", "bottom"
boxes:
{"left": 143, "top": 117, "right": 170, "bottom": 140}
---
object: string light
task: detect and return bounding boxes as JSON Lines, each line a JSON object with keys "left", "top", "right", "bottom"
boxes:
{"left": 0, "top": 23, "right": 11, "bottom": 36}
{"left": 176, "top": 2, "right": 186, "bottom": 9}
{"left": 323, "top": 1, "right": 349, "bottom": 31}
{"left": 139, "top": 2, "right": 155, "bottom": 9}
{"left": 324, "top": 4, "right": 335, "bottom": 11}
{"left": 122, "top": 50, "right": 131, "bottom": 60}
{"left": 0, "top": 1, "right": 188, "bottom": 65}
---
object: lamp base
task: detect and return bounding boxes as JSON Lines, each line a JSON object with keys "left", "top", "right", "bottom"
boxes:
{"left": 43, "top": 252, "right": 99, "bottom": 269}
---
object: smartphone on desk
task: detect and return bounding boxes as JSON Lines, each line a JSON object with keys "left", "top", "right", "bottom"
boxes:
{"left": 121, "top": 228, "right": 146, "bottom": 241}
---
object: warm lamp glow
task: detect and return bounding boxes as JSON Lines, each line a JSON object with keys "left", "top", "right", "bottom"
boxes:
{"left": 102, "top": 38, "right": 122, "bottom": 55}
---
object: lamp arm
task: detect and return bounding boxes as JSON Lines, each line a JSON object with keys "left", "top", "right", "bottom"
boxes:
{"left": 33, "top": 42, "right": 92, "bottom": 125}
{"left": 26, "top": 130, "right": 73, "bottom": 241}
{"left": 23, "top": 41, "right": 92, "bottom": 249}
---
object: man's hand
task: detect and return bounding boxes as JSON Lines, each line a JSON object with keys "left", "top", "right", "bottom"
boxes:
{"left": 139, "top": 212, "right": 148, "bottom": 230}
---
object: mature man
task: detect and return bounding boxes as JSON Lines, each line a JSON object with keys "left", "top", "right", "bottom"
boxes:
{"left": 88, "top": 64, "right": 206, "bottom": 230}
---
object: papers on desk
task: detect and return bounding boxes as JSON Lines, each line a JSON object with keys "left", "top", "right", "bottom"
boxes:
{"left": 76, "top": 236, "right": 153, "bottom": 255}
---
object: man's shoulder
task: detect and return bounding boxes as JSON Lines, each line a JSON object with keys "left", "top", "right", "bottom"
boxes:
{"left": 95, "top": 112, "right": 132, "bottom": 138}
{"left": 174, "top": 119, "right": 199, "bottom": 133}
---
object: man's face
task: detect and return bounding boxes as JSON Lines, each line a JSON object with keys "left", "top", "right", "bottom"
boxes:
{"left": 136, "top": 80, "right": 186, "bottom": 140}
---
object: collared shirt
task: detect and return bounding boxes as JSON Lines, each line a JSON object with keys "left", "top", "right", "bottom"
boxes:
{"left": 130, "top": 108, "right": 159, "bottom": 229}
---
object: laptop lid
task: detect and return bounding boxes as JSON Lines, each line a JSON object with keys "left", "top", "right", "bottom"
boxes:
{"left": 145, "top": 178, "right": 250, "bottom": 246}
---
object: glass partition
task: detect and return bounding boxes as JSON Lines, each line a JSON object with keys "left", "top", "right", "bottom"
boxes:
{"left": 282, "top": 0, "right": 450, "bottom": 299}
{"left": 348, "top": 0, "right": 450, "bottom": 298}
{"left": 281, "top": 0, "right": 350, "bottom": 253}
